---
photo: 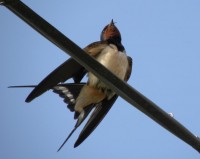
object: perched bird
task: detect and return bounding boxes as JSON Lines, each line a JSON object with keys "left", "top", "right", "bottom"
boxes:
{"left": 9, "top": 20, "right": 132, "bottom": 150}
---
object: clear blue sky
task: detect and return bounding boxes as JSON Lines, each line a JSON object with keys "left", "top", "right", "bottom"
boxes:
{"left": 1, "top": 0, "right": 200, "bottom": 158}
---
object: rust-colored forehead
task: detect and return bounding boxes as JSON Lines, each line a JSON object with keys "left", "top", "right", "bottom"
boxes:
{"left": 101, "top": 23, "right": 121, "bottom": 41}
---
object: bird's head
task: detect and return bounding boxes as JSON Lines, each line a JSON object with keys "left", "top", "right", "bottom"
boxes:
{"left": 100, "top": 19, "right": 121, "bottom": 42}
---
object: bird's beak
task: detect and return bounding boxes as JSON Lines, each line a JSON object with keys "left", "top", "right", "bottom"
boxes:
{"left": 110, "top": 19, "right": 115, "bottom": 26}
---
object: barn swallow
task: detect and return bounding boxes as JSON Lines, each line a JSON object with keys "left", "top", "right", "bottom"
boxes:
{"left": 9, "top": 20, "right": 132, "bottom": 150}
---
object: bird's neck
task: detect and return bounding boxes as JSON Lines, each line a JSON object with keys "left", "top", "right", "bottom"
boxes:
{"left": 107, "top": 38, "right": 125, "bottom": 52}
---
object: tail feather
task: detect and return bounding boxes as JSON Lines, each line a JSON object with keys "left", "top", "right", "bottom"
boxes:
{"left": 9, "top": 83, "right": 86, "bottom": 113}
{"left": 74, "top": 95, "right": 118, "bottom": 147}
{"left": 57, "top": 105, "right": 94, "bottom": 152}
{"left": 52, "top": 83, "right": 85, "bottom": 112}
{"left": 9, "top": 84, "right": 119, "bottom": 149}
{"left": 8, "top": 85, "right": 37, "bottom": 88}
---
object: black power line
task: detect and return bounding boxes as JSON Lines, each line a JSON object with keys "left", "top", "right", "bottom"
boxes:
{"left": 1, "top": 0, "right": 200, "bottom": 153}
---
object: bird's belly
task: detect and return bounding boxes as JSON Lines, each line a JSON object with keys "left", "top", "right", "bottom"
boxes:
{"left": 88, "top": 46, "right": 128, "bottom": 92}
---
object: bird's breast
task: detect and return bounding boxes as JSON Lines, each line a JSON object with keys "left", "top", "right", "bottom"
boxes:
{"left": 88, "top": 44, "right": 128, "bottom": 90}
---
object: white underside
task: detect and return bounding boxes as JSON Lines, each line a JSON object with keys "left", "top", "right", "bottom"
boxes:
{"left": 88, "top": 44, "right": 128, "bottom": 93}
